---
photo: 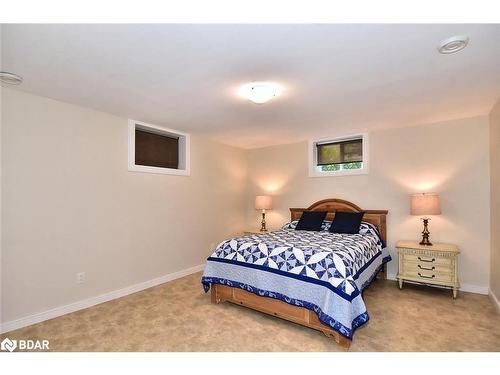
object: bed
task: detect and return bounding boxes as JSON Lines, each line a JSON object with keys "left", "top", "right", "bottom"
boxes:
{"left": 201, "top": 198, "right": 390, "bottom": 348}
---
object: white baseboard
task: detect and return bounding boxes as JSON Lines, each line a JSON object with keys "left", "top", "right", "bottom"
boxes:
{"left": 489, "top": 290, "right": 500, "bottom": 314}
{"left": 386, "top": 275, "right": 489, "bottom": 295}
{"left": 460, "top": 283, "right": 489, "bottom": 295}
{"left": 0, "top": 264, "right": 205, "bottom": 334}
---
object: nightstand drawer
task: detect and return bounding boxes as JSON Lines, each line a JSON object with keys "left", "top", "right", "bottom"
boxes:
{"left": 404, "top": 269, "right": 453, "bottom": 283}
{"left": 403, "top": 253, "right": 452, "bottom": 266}
{"left": 403, "top": 262, "right": 452, "bottom": 275}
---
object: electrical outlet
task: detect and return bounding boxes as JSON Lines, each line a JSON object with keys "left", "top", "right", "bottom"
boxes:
{"left": 76, "top": 272, "right": 86, "bottom": 284}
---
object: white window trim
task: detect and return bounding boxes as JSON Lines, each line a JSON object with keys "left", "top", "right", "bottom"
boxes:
{"left": 308, "top": 133, "right": 369, "bottom": 177}
{"left": 128, "top": 119, "right": 190, "bottom": 176}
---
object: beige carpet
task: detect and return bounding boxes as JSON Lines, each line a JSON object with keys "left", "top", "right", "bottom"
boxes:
{"left": 2, "top": 271, "right": 500, "bottom": 351}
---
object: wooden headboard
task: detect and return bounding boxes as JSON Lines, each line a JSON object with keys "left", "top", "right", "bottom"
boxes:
{"left": 290, "top": 198, "right": 388, "bottom": 245}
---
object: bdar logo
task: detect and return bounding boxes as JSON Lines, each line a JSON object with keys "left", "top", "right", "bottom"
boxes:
{"left": 0, "top": 337, "right": 49, "bottom": 351}
{"left": 1, "top": 337, "right": 17, "bottom": 352}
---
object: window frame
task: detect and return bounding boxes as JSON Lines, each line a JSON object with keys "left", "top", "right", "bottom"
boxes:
{"left": 308, "top": 133, "right": 369, "bottom": 177}
{"left": 128, "top": 119, "right": 190, "bottom": 176}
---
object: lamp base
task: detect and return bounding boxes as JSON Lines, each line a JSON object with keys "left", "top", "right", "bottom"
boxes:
{"left": 419, "top": 218, "right": 433, "bottom": 246}
{"left": 260, "top": 211, "right": 267, "bottom": 232}
{"left": 419, "top": 239, "right": 433, "bottom": 246}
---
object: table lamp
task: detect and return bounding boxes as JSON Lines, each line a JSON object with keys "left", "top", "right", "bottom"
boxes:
{"left": 255, "top": 195, "right": 272, "bottom": 232}
{"left": 410, "top": 193, "right": 441, "bottom": 246}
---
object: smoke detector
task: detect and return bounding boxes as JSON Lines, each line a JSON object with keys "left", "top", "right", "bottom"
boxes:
{"left": 437, "top": 35, "right": 469, "bottom": 54}
{"left": 0, "top": 71, "right": 23, "bottom": 85}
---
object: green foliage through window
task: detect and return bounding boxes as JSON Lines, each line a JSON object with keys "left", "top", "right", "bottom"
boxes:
{"left": 320, "top": 162, "right": 362, "bottom": 172}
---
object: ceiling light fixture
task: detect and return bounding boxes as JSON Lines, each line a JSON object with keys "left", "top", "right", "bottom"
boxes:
{"left": 238, "top": 82, "right": 283, "bottom": 104}
{"left": 0, "top": 71, "right": 23, "bottom": 85}
{"left": 437, "top": 35, "right": 469, "bottom": 54}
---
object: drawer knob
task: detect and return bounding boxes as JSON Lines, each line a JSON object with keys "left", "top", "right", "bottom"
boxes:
{"left": 418, "top": 265, "right": 435, "bottom": 271}
{"left": 418, "top": 256, "right": 435, "bottom": 263}
{"left": 418, "top": 272, "right": 435, "bottom": 279}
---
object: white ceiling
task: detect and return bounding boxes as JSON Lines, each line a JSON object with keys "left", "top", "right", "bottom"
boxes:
{"left": 2, "top": 24, "right": 500, "bottom": 148}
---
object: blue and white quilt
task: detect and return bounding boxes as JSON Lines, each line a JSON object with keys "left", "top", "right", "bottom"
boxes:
{"left": 201, "top": 222, "right": 391, "bottom": 339}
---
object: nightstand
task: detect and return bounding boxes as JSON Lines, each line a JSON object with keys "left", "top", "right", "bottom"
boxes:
{"left": 243, "top": 229, "right": 271, "bottom": 235}
{"left": 243, "top": 228, "right": 276, "bottom": 235}
{"left": 396, "top": 240, "right": 460, "bottom": 298}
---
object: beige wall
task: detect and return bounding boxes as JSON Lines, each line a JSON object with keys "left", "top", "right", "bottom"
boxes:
{"left": 245, "top": 117, "right": 491, "bottom": 291}
{"left": 0, "top": 25, "right": 4, "bottom": 326}
{"left": 1, "top": 87, "right": 495, "bottom": 325}
{"left": 1, "top": 88, "right": 247, "bottom": 323}
{"left": 490, "top": 99, "right": 500, "bottom": 303}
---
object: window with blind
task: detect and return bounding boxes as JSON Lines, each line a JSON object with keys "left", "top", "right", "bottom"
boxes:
{"left": 309, "top": 134, "right": 368, "bottom": 177}
{"left": 128, "top": 120, "right": 190, "bottom": 176}
{"left": 135, "top": 129, "right": 179, "bottom": 169}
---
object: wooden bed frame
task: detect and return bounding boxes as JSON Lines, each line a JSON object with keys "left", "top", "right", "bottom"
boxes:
{"left": 210, "top": 198, "right": 388, "bottom": 349}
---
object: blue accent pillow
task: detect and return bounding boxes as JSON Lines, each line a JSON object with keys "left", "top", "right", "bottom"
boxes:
{"left": 329, "top": 211, "right": 364, "bottom": 234}
{"left": 295, "top": 211, "right": 327, "bottom": 231}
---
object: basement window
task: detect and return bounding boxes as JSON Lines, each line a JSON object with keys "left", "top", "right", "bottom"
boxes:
{"left": 308, "top": 134, "right": 368, "bottom": 177}
{"left": 128, "top": 120, "right": 190, "bottom": 176}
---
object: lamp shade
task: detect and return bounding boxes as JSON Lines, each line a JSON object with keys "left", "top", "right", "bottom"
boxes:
{"left": 255, "top": 195, "right": 272, "bottom": 210}
{"left": 410, "top": 193, "right": 441, "bottom": 215}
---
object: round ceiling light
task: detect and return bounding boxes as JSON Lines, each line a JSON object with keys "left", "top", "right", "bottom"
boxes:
{"left": 0, "top": 71, "right": 23, "bottom": 85}
{"left": 238, "top": 82, "right": 283, "bottom": 104}
{"left": 437, "top": 35, "right": 469, "bottom": 54}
